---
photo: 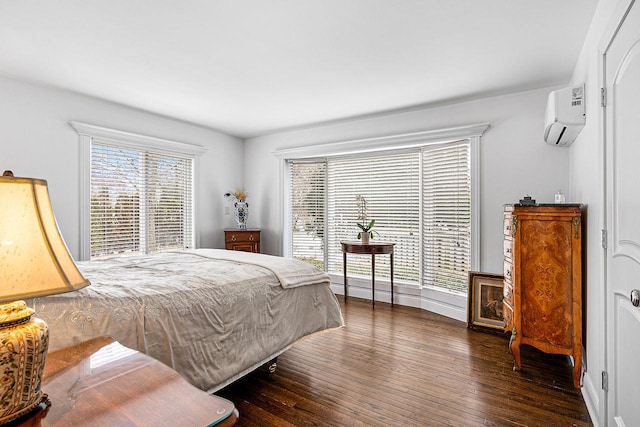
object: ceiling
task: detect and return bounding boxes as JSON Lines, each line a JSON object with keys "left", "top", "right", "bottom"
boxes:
{"left": 0, "top": 1, "right": 598, "bottom": 138}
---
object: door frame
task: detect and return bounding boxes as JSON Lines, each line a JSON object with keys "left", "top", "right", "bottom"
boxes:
{"left": 598, "top": 0, "right": 636, "bottom": 425}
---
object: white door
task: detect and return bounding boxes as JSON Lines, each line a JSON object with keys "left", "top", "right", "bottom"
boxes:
{"left": 605, "top": 1, "right": 640, "bottom": 426}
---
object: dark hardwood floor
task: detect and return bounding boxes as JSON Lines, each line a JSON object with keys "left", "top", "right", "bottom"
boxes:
{"left": 218, "top": 297, "right": 593, "bottom": 427}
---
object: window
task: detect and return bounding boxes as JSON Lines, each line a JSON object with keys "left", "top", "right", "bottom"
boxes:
{"left": 283, "top": 124, "right": 485, "bottom": 295}
{"left": 289, "top": 160, "right": 327, "bottom": 269}
{"left": 422, "top": 141, "right": 471, "bottom": 292}
{"left": 326, "top": 152, "right": 420, "bottom": 283}
{"left": 71, "top": 122, "right": 206, "bottom": 260}
{"left": 90, "top": 142, "right": 194, "bottom": 258}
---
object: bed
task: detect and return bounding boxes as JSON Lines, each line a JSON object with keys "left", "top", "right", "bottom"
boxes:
{"left": 28, "top": 249, "right": 344, "bottom": 393}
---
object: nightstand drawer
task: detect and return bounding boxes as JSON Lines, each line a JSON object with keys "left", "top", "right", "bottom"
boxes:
{"left": 225, "top": 230, "right": 260, "bottom": 243}
{"left": 224, "top": 229, "right": 261, "bottom": 253}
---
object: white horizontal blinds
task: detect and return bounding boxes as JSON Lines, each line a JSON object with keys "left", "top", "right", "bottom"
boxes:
{"left": 422, "top": 140, "right": 471, "bottom": 292}
{"left": 327, "top": 152, "right": 420, "bottom": 282}
{"left": 144, "top": 152, "right": 193, "bottom": 252}
{"left": 90, "top": 141, "right": 194, "bottom": 259}
{"left": 289, "top": 160, "right": 327, "bottom": 269}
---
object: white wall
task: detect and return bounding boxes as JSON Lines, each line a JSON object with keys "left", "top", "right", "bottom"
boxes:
{"left": 0, "top": 75, "right": 244, "bottom": 259}
{"left": 568, "top": 0, "right": 621, "bottom": 425}
{"left": 245, "top": 86, "right": 571, "bottom": 278}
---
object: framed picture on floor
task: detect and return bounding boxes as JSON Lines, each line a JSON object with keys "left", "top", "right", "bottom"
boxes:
{"left": 467, "top": 271, "right": 506, "bottom": 333}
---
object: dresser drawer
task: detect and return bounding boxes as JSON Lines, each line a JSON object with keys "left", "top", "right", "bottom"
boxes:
{"left": 503, "top": 260, "right": 513, "bottom": 283}
{"left": 503, "top": 239, "right": 513, "bottom": 260}
{"left": 503, "top": 214, "right": 513, "bottom": 237}
{"left": 503, "top": 281, "right": 513, "bottom": 307}
{"left": 503, "top": 300, "right": 513, "bottom": 331}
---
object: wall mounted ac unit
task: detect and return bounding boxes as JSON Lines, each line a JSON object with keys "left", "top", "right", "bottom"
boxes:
{"left": 544, "top": 84, "right": 585, "bottom": 146}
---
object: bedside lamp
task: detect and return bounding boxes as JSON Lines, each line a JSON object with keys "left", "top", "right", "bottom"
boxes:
{"left": 0, "top": 171, "right": 90, "bottom": 424}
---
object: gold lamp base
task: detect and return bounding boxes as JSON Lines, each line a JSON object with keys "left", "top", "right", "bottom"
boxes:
{"left": 0, "top": 301, "right": 50, "bottom": 425}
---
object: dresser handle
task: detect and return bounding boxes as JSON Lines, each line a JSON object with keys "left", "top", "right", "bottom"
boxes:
{"left": 632, "top": 289, "right": 640, "bottom": 307}
{"left": 249, "top": 235, "right": 254, "bottom": 241}
{"left": 231, "top": 235, "right": 237, "bottom": 241}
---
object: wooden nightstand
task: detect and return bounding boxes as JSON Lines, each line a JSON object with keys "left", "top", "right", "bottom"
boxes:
{"left": 14, "top": 336, "right": 237, "bottom": 427}
{"left": 225, "top": 229, "right": 260, "bottom": 253}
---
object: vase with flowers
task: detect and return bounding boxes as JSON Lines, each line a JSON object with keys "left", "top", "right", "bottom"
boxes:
{"left": 356, "top": 195, "right": 379, "bottom": 244}
{"left": 224, "top": 189, "right": 249, "bottom": 229}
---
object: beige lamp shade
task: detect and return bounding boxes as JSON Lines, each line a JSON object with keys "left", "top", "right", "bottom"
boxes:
{"left": 0, "top": 175, "right": 90, "bottom": 303}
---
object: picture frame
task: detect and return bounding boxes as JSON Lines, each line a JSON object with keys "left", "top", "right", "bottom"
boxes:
{"left": 467, "top": 271, "right": 506, "bottom": 333}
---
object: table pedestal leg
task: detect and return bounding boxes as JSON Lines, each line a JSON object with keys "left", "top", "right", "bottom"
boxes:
{"left": 371, "top": 254, "right": 375, "bottom": 308}
{"left": 343, "top": 252, "right": 347, "bottom": 303}
{"left": 390, "top": 252, "right": 394, "bottom": 306}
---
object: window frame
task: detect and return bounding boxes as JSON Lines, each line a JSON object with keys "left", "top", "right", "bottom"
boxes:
{"left": 274, "top": 123, "right": 488, "bottom": 313}
{"left": 70, "top": 121, "right": 207, "bottom": 261}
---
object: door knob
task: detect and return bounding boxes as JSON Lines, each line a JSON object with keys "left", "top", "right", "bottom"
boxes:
{"left": 631, "top": 289, "right": 640, "bottom": 307}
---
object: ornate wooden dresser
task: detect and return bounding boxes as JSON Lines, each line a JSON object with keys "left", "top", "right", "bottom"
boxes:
{"left": 502, "top": 204, "right": 583, "bottom": 388}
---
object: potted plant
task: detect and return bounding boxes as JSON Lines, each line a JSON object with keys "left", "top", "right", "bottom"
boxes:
{"left": 356, "top": 219, "right": 379, "bottom": 244}
{"left": 356, "top": 195, "right": 378, "bottom": 244}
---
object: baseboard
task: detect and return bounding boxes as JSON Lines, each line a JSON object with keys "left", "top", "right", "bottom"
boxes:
{"left": 419, "top": 294, "right": 466, "bottom": 322}
{"left": 330, "top": 279, "right": 467, "bottom": 323}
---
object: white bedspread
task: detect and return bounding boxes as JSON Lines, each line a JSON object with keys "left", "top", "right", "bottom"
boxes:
{"left": 183, "top": 249, "right": 332, "bottom": 288}
{"left": 29, "top": 249, "right": 343, "bottom": 393}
